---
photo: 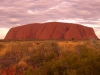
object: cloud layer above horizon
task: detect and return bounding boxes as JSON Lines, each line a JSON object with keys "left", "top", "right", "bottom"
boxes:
{"left": 0, "top": 0, "right": 100, "bottom": 39}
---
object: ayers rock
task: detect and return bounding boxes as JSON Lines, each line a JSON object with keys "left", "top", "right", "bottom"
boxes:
{"left": 5, "top": 22, "right": 98, "bottom": 40}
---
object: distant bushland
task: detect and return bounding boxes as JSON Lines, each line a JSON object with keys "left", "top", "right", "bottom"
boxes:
{"left": 0, "top": 40, "right": 100, "bottom": 75}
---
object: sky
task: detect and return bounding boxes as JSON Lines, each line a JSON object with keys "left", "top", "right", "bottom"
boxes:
{"left": 0, "top": 0, "right": 100, "bottom": 39}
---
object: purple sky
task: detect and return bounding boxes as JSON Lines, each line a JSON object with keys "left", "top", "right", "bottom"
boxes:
{"left": 0, "top": 0, "right": 100, "bottom": 39}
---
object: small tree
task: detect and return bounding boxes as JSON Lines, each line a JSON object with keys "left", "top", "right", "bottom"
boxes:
{"left": 9, "top": 42, "right": 29, "bottom": 75}
{"left": 0, "top": 51, "right": 16, "bottom": 75}
{"left": 0, "top": 42, "right": 30, "bottom": 75}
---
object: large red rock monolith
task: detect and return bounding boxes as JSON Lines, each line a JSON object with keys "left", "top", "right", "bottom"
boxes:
{"left": 5, "top": 22, "right": 98, "bottom": 40}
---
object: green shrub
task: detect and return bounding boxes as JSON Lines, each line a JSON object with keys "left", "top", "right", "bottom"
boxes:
{"left": 26, "top": 41, "right": 60, "bottom": 67}
{"left": 24, "top": 67, "right": 34, "bottom": 75}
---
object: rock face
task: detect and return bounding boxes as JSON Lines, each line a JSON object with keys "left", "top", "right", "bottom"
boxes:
{"left": 5, "top": 22, "right": 98, "bottom": 40}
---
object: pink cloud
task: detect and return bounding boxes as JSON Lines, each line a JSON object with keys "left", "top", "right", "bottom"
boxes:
{"left": 0, "top": 0, "right": 100, "bottom": 38}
